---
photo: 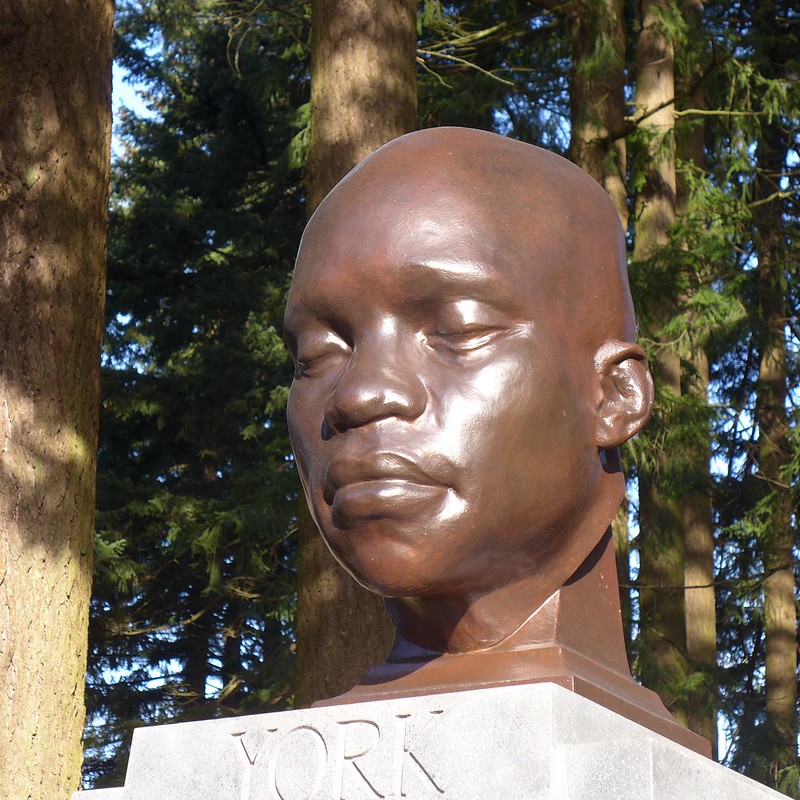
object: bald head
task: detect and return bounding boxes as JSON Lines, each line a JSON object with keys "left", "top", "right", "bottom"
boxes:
{"left": 285, "top": 125, "right": 652, "bottom": 614}
{"left": 304, "top": 127, "right": 636, "bottom": 352}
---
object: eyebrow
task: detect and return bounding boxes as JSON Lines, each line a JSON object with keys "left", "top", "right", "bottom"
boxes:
{"left": 408, "top": 258, "right": 490, "bottom": 280}
{"left": 399, "top": 259, "right": 522, "bottom": 310}
{"left": 286, "top": 255, "right": 524, "bottom": 331}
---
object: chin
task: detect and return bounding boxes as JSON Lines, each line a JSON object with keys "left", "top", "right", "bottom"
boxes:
{"left": 333, "top": 544, "right": 506, "bottom": 602}
{"left": 325, "top": 543, "right": 452, "bottom": 599}
{"left": 337, "top": 558, "right": 439, "bottom": 598}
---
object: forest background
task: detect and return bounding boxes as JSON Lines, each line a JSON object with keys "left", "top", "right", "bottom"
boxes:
{"left": 1, "top": 0, "right": 798, "bottom": 798}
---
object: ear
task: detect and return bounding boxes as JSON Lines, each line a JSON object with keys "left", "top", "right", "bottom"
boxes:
{"left": 593, "top": 339, "right": 654, "bottom": 448}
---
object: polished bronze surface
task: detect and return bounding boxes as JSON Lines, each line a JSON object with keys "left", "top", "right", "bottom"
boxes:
{"left": 285, "top": 127, "right": 709, "bottom": 756}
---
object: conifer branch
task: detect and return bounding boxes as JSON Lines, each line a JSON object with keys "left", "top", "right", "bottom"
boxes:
{"left": 416, "top": 48, "right": 516, "bottom": 86}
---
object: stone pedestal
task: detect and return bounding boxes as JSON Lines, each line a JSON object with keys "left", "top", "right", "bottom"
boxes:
{"left": 74, "top": 683, "right": 784, "bottom": 799}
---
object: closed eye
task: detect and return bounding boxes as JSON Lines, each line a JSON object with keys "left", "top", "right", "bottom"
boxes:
{"left": 427, "top": 326, "right": 506, "bottom": 354}
{"left": 293, "top": 332, "right": 350, "bottom": 378}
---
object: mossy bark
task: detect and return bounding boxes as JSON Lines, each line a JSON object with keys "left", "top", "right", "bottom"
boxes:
{"left": 755, "top": 111, "right": 796, "bottom": 776}
{"left": 633, "top": 0, "right": 692, "bottom": 729}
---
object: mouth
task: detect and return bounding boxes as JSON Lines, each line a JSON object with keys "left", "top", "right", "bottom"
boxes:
{"left": 331, "top": 479, "right": 446, "bottom": 527}
{"left": 323, "top": 452, "right": 449, "bottom": 526}
{"left": 323, "top": 452, "right": 442, "bottom": 500}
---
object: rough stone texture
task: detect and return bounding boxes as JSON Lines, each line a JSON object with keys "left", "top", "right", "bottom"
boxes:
{"left": 74, "top": 684, "right": 784, "bottom": 799}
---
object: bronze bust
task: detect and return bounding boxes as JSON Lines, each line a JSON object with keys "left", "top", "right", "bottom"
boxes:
{"left": 285, "top": 127, "right": 709, "bottom": 755}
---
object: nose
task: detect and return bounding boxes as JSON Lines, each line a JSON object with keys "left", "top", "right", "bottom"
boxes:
{"left": 323, "top": 334, "right": 427, "bottom": 433}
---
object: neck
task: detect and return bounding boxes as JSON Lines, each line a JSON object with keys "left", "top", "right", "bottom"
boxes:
{"left": 384, "top": 526, "right": 629, "bottom": 675}
{"left": 324, "top": 521, "right": 709, "bottom": 757}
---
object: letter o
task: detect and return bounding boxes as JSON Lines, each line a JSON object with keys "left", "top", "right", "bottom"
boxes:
{"left": 270, "top": 725, "right": 328, "bottom": 800}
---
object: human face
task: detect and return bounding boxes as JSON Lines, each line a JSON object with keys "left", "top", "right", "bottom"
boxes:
{"left": 284, "top": 174, "right": 604, "bottom": 600}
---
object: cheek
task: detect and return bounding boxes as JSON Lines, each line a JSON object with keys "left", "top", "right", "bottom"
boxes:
{"left": 287, "top": 384, "right": 325, "bottom": 486}
{"left": 286, "top": 387, "right": 307, "bottom": 462}
{"left": 432, "top": 356, "right": 528, "bottom": 444}
{"left": 444, "top": 354, "right": 590, "bottom": 492}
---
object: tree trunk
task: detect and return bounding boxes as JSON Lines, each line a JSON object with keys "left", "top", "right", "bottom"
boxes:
{"left": 567, "top": 0, "right": 628, "bottom": 229}
{"left": 681, "top": 346, "right": 717, "bottom": 747}
{"left": 0, "top": 1, "right": 112, "bottom": 796}
{"left": 754, "top": 95, "right": 795, "bottom": 777}
{"left": 294, "top": 0, "right": 417, "bottom": 706}
{"left": 632, "top": 0, "right": 691, "bottom": 726}
{"left": 566, "top": 0, "right": 631, "bottom": 654}
{"left": 220, "top": 596, "right": 245, "bottom": 710}
{"left": 612, "top": 502, "right": 633, "bottom": 655}
{"left": 304, "top": 0, "right": 418, "bottom": 212}
{"left": 675, "top": 0, "right": 717, "bottom": 751}
{"left": 294, "top": 503, "right": 395, "bottom": 706}
{"left": 182, "top": 592, "right": 213, "bottom": 706}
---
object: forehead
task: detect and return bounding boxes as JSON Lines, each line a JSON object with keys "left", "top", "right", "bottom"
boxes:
{"left": 287, "top": 171, "right": 571, "bottom": 328}
{"left": 285, "top": 129, "right": 634, "bottom": 349}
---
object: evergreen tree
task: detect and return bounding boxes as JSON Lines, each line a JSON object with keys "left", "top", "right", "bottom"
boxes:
{"left": 86, "top": 1, "right": 800, "bottom": 792}
{"left": 85, "top": 1, "right": 307, "bottom": 785}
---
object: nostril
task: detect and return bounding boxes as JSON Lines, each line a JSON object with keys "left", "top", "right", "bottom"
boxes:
{"left": 322, "top": 394, "right": 350, "bottom": 435}
{"left": 324, "top": 377, "right": 426, "bottom": 433}
{"left": 321, "top": 417, "right": 335, "bottom": 441}
{"left": 320, "top": 337, "right": 427, "bottom": 433}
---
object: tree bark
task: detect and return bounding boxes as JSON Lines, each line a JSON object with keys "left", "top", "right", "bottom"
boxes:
{"left": 0, "top": 1, "right": 112, "bottom": 795}
{"left": 612, "top": 502, "right": 633, "bottom": 655}
{"left": 754, "top": 91, "right": 796, "bottom": 777}
{"left": 565, "top": 0, "right": 631, "bottom": 653}
{"left": 304, "top": 0, "right": 418, "bottom": 212}
{"left": 632, "top": 0, "right": 691, "bottom": 727}
{"left": 567, "top": 0, "right": 628, "bottom": 229}
{"left": 680, "top": 346, "right": 717, "bottom": 747}
{"left": 675, "top": 0, "right": 717, "bottom": 751}
{"left": 294, "top": 0, "right": 417, "bottom": 706}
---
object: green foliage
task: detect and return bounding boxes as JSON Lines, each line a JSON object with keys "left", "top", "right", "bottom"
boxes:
{"left": 597, "top": 0, "right": 799, "bottom": 780}
{"left": 88, "top": 0, "right": 800, "bottom": 790}
{"left": 417, "top": 2, "right": 571, "bottom": 149}
{"left": 85, "top": 0, "right": 308, "bottom": 787}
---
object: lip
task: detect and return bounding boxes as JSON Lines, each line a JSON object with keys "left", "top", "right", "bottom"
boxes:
{"left": 323, "top": 452, "right": 443, "bottom": 503}
{"left": 331, "top": 479, "right": 445, "bottom": 523}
